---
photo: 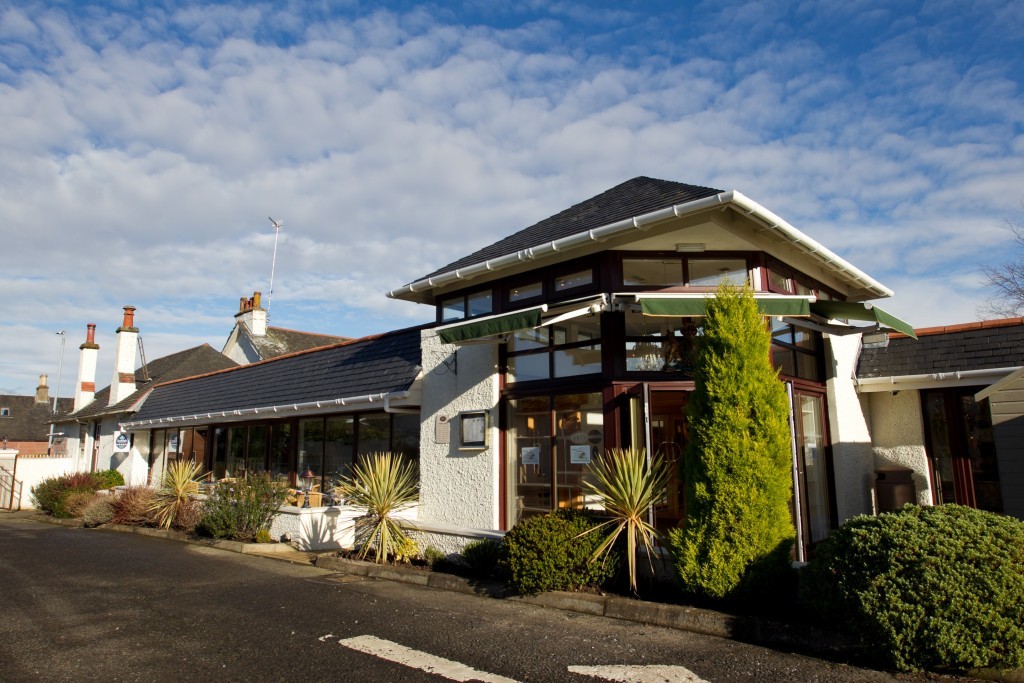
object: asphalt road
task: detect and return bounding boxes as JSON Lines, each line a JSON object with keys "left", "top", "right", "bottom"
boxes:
{"left": 0, "top": 515, "right": 956, "bottom": 683}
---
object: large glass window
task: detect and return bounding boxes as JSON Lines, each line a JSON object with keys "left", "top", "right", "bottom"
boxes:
{"left": 298, "top": 418, "right": 325, "bottom": 483}
{"left": 269, "top": 423, "right": 291, "bottom": 479}
{"left": 508, "top": 281, "right": 543, "bottom": 302}
{"left": 688, "top": 258, "right": 748, "bottom": 286}
{"left": 226, "top": 426, "right": 246, "bottom": 477}
{"left": 324, "top": 416, "right": 354, "bottom": 484}
{"left": 795, "top": 393, "right": 830, "bottom": 544}
{"left": 624, "top": 309, "right": 701, "bottom": 374}
{"left": 771, "top": 320, "right": 823, "bottom": 382}
{"left": 506, "top": 318, "right": 602, "bottom": 383}
{"left": 246, "top": 425, "right": 268, "bottom": 474}
{"left": 505, "top": 393, "right": 604, "bottom": 527}
{"left": 623, "top": 259, "right": 684, "bottom": 287}
{"left": 391, "top": 414, "right": 420, "bottom": 461}
{"left": 357, "top": 414, "right": 391, "bottom": 457}
{"left": 554, "top": 269, "right": 594, "bottom": 292}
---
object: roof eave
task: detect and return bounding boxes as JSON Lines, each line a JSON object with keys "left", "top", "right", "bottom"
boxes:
{"left": 386, "top": 190, "right": 892, "bottom": 304}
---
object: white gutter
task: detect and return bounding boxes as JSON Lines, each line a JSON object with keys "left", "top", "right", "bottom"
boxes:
{"left": 122, "top": 390, "right": 413, "bottom": 430}
{"left": 856, "top": 367, "right": 1017, "bottom": 393}
{"left": 387, "top": 190, "right": 892, "bottom": 301}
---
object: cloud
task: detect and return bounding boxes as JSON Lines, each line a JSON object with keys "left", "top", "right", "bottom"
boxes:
{"left": 0, "top": 1, "right": 1022, "bottom": 393}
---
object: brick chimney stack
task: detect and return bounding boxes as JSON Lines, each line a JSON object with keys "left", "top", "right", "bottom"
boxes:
{"left": 108, "top": 306, "right": 139, "bottom": 406}
{"left": 234, "top": 291, "right": 267, "bottom": 337}
{"left": 35, "top": 374, "right": 49, "bottom": 404}
{"left": 74, "top": 323, "right": 100, "bottom": 411}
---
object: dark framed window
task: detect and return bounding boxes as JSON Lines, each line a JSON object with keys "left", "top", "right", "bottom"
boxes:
{"left": 506, "top": 316, "right": 602, "bottom": 383}
{"left": 439, "top": 288, "right": 493, "bottom": 323}
{"left": 618, "top": 253, "right": 751, "bottom": 289}
{"left": 771, "top": 319, "right": 823, "bottom": 382}
{"left": 623, "top": 308, "right": 701, "bottom": 375}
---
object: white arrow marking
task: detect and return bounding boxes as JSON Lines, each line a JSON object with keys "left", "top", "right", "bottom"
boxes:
{"left": 568, "top": 664, "right": 710, "bottom": 683}
{"left": 338, "top": 635, "right": 520, "bottom": 683}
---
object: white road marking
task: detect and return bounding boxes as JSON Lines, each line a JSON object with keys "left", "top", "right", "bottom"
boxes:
{"left": 568, "top": 664, "right": 710, "bottom": 683}
{"left": 338, "top": 635, "right": 520, "bottom": 683}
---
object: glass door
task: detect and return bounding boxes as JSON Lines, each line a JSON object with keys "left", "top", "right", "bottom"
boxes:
{"left": 793, "top": 391, "right": 831, "bottom": 546}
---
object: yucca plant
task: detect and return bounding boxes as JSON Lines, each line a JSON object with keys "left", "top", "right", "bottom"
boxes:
{"left": 336, "top": 452, "right": 419, "bottom": 564}
{"left": 579, "top": 447, "right": 670, "bottom": 593}
{"left": 149, "top": 459, "right": 204, "bottom": 530}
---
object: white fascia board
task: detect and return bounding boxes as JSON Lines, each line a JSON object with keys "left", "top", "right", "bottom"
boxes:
{"left": 387, "top": 190, "right": 892, "bottom": 302}
{"left": 856, "top": 367, "right": 1018, "bottom": 393}
{"left": 122, "top": 390, "right": 413, "bottom": 430}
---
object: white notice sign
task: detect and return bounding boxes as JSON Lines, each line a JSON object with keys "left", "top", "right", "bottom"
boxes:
{"left": 521, "top": 446, "right": 540, "bottom": 465}
{"left": 569, "top": 445, "right": 591, "bottom": 464}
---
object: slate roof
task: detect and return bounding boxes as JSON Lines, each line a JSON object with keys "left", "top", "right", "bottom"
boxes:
{"left": 857, "top": 318, "right": 1024, "bottom": 379}
{"left": 0, "top": 396, "right": 74, "bottom": 441}
{"left": 417, "top": 176, "right": 722, "bottom": 281}
{"left": 63, "top": 344, "right": 239, "bottom": 421}
{"left": 243, "top": 325, "right": 350, "bottom": 360}
{"left": 127, "top": 326, "right": 424, "bottom": 424}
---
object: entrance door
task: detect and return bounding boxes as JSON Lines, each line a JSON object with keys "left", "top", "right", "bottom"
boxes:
{"left": 922, "top": 388, "right": 1003, "bottom": 513}
{"left": 792, "top": 391, "right": 831, "bottom": 547}
{"left": 648, "top": 390, "right": 689, "bottom": 530}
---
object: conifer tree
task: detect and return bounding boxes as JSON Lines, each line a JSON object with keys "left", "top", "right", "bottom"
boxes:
{"left": 668, "top": 284, "right": 796, "bottom": 599}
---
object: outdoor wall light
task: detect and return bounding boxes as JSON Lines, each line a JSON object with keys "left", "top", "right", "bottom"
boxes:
{"left": 300, "top": 468, "right": 315, "bottom": 508}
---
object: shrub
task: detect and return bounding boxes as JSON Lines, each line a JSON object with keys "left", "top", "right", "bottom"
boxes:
{"left": 423, "top": 545, "right": 446, "bottom": 568}
{"left": 150, "top": 460, "right": 203, "bottom": 529}
{"left": 173, "top": 498, "right": 204, "bottom": 533}
{"left": 460, "top": 538, "right": 505, "bottom": 578}
{"left": 504, "top": 510, "right": 618, "bottom": 596}
{"left": 109, "top": 486, "right": 156, "bottom": 526}
{"left": 65, "top": 491, "right": 97, "bottom": 518}
{"left": 93, "top": 469, "right": 125, "bottom": 489}
{"left": 801, "top": 505, "right": 1024, "bottom": 672}
{"left": 336, "top": 452, "right": 419, "bottom": 563}
{"left": 197, "top": 473, "right": 288, "bottom": 542}
{"left": 255, "top": 528, "right": 274, "bottom": 544}
{"left": 31, "top": 472, "right": 102, "bottom": 518}
{"left": 581, "top": 447, "right": 669, "bottom": 593}
{"left": 82, "top": 496, "right": 115, "bottom": 528}
{"left": 392, "top": 536, "right": 419, "bottom": 564}
{"left": 670, "top": 284, "right": 795, "bottom": 600}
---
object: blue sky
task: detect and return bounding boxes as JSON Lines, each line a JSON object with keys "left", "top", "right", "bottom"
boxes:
{"left": 1, "top": 0, "right": 1022, "bottom": 395}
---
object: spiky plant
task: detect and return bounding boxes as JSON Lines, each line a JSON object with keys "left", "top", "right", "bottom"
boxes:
{"left": 579, "top": 447, "right": 670, "bottom": 593}
{"left": 336, "top": 452, "right": 419, "bottom": 564}
{"left": 149, "top": 459, "right": 204, "bottom": 530}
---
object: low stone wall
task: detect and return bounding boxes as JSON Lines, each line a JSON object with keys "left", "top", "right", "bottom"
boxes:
{"left": 271, "top": 504, "right": 420, "bottom": 551}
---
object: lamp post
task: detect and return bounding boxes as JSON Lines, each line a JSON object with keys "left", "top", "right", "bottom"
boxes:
{"left": 47, "top": 331, "right": 67, "bottom": 454}
{"left": 300, "top": 468, "right": 315, "bottom": 509}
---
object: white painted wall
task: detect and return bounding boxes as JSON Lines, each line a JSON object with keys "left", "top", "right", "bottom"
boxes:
{"left": 1, "top": 453, "right": 76, "bottom": 509}
{"left": 269, "top": 504, "right": 419, "bottom": 551}
{"left": 864, "top": 389, "right": 932, "bottom": 506}
{"left": 824, "top": 334, "right": 878, "bottom": 524}
{"left": 417, "top": 330, "right": 501, "bottom": 531}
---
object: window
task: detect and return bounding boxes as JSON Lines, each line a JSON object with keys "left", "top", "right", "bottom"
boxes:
{"left": 508, "top": 280, "right": 543, "bottom": 303}
{"left": 506, "top": 392, "right": 604, "bottom": 527}
{"left": 506, "top": 317, "right": 602, "bottom": 382}
{"left": 771, "top": 320, "right": 823, "bottom": 382}
{"left": 623, "top": 259, "right": 684, "bottom": 286}
{"left": 688, "top": 259, "right": 748, "bottom": 287}
{"left": 439, "top": 289, "right": 493, "bottom": 322}
{"left": 554, "top": 269, "right": 594, "bottom": 292}
{"left": 623, "top": 308, "right": 701, "bottom": 374}
{"left": 0, "top": 407, "right": 10, "bottom": 417}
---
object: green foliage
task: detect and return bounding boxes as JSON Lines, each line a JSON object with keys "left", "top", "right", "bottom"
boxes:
{"left": 460, "top": 538, "right": 505, "bottom": 578}
{"left": 93, "top": 469, "right": 125, "bottom": 488}
{"left": 581, "top": 447, "right": 669, "bottom": 593}
{"left": 336, "top": 452, "right": 419, "bottom": 564}
{"left": 109, "top": 486, "right": 157, "bottom": 526}
{"left": 505, "top": 510, "right": 618, "bottom": 596}
{"left": 392, "top": 535, "right": 420, "bottom": 564}
{"left": 82, "top": 496, "right": 115, "bottom": 527}
{"left": 197, "top": 473, "right": 288, "bottom": 541}
{"left": 31, "top": 472, "right": 103, "bottom": 518}
{"left": 801, "top": 505, "right": 1024, "bottom": 672}
{"left": 670, "top": 284, "right": 796, "bottom": 600}
{"left": 423, "top": 545, "right": 447, "bottom": 568}
{"left": 149, "top": 460, "right": 203, "bottom": 530}
{"left": 255, "top": 528, "right": 274, "bottom": 544}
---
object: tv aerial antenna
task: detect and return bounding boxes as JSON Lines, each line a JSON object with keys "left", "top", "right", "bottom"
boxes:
{"left": 267, "top": 217, "right": 283, "bottom": 316}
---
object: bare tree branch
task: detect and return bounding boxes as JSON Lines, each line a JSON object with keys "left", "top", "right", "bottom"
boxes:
{"left": 980, "top": 206, "right": 1024, "bottom": 319}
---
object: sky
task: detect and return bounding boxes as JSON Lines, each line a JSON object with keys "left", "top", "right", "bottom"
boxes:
{"left": 1, "top": 0, "right": 1023, "bottom": 396}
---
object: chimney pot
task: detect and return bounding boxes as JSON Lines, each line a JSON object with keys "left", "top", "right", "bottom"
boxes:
{"left": 253, "top": 291, "right": 262, "bottom": 308}
{"left": 86, "top": 323, "right": 96, "bottom": 345}
{"left": 121, "top": 305, "right": 136, "bottom": 330}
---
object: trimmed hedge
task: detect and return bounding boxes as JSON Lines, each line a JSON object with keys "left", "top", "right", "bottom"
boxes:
{"left": 504, "top": 509, "right": 618, "bottom": 596}
{"left": 801, "top": 504, "right": 1024, "bottom": 672}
